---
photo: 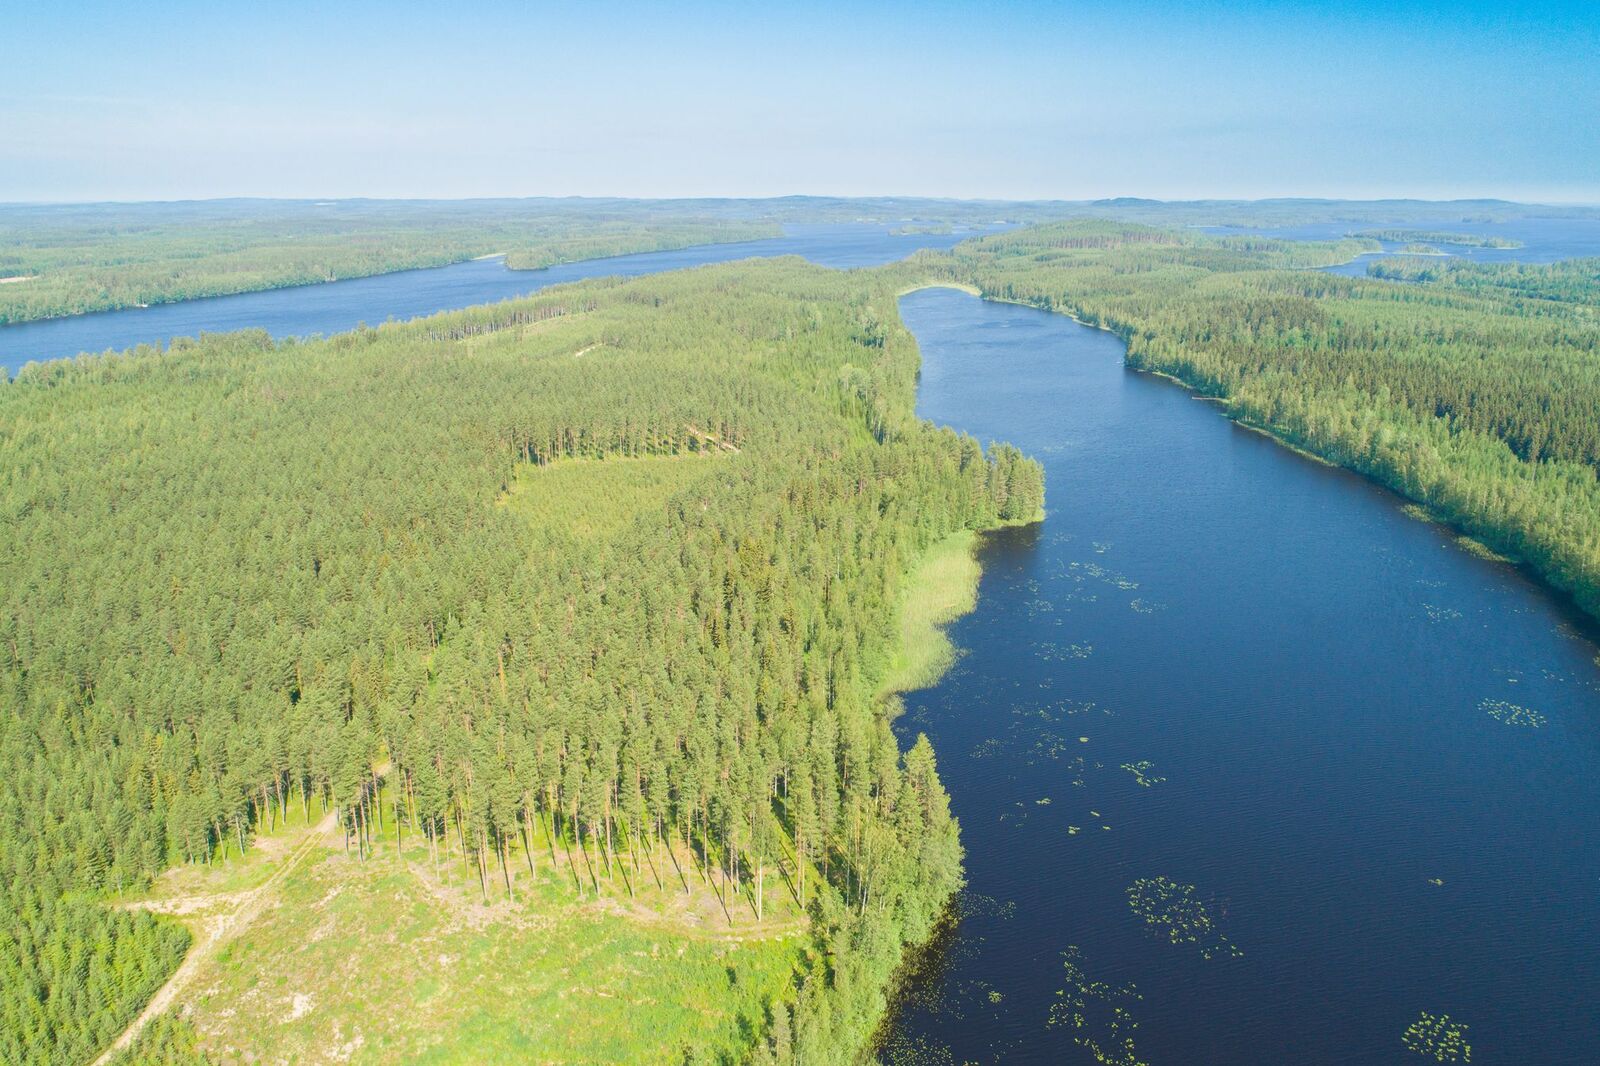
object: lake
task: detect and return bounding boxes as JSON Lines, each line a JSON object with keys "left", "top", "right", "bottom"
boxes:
{"left": 883, "top": 287, "right": 1600, "bottom": 1065}
{"left": 1202, "top": 217, "right": 1600, "bottom": 277}
{"left": 0, "top": 223, "right": 997, "bottom": 375}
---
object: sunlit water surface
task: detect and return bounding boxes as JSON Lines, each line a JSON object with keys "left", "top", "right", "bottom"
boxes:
{"left": 882, "top": 287, "right": 1600, "bottom": 1066}
{"left": 0, "top": 223, "right": 998, "bottom": 374}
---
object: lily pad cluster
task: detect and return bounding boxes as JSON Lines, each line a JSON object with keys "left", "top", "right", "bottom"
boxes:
{"left": 1036, "top": 639, "right": 1095, "bottom": 662}
{"left": 1126, "top": 876, "right": 1242, "bottom": 959}
{"left": 1120, "top": 760, "right": 1166, "bottom": 788}
{"left": 1047, "top": 946, "right": 1149, "bottom": 1066}
{"left": 1401, "top": 1011, "right": 1472, "bottom": 1062}
{"left": 1069, "top": 559, "right": 1140, "bottom": 591}
{"left": 1479, "top": 698, "right": 1546, "bottom": 728}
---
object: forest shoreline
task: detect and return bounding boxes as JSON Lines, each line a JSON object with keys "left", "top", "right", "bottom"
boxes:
{"left": 1019, "top": 292, "right": 1600, "bottom": 630}
{"left": 920, "top": 227, "right": 1600, "bottom": 627}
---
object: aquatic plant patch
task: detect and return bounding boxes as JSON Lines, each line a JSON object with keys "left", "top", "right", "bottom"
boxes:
{"left": 1120, "top": 761, "right": 1166, "bottom": 788}
{"left": 1479, "top": 699, "right": 1546, "bottom": 728}
{"left": 1047, "top": 947, "right": 1149, "bottom": 1066}
{"left": 1401, "top": 1011, "right": 1472, "bottom": 1062}
{"left": 1126, "top": 877, "right": 1242, "bottom": 959}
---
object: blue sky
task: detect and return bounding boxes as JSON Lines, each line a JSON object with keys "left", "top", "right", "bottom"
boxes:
{"left": 4, "top": 0, "right": 1597, "bottom": 203}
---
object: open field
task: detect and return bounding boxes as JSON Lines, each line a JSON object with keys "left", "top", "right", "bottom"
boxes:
{"left": 119, "top": 775, "right": 808, "bottom": 1065}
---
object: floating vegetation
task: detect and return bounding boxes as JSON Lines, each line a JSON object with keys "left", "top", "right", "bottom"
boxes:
{"left": 1479, "top": 699, "right": 1546, "bottom": 728}
{"left": 1427, "top": 878, "right": 1445, "bottom": 887}
{"left": 1035, "top": 797, "right": 1052, "bottom": 806}
{"left": 960, "top": 892, "right": 1017, "bottom": 921}
{"left": 1002, "top": 800, "right": 1035, "bottom": 827}
{"left": 1037, "top": 639, "right": 1095, "bottom": 661}
{"left": 1402, "top": 1011, "right": 1472, "bottom": 1062}
{"left": 1047, "top": 947, "right": 1149, "bottom": 1066}
{"left": 1126, "top": 877, "right": 1242, "bottom": 959}
{"left": 979, "top": 702, "right": 1115, "bottom": 774}
{"left": 1030, "top": 735, "right": 1078, "bottom": 764}
{"left": 1129, "top": 598, "right": 1166, "bottom": 614}
{"left": 1121, "top": 761, "right": 1166, "bottom": 788}
{"left": 880, "top": 1033, "right": 957, "bottom": 1066}
{"left": 1067, "top": 560, "right": 1139, "bottom": 592}
{"left": 1422, "top": 603, "right": 1462, "bottom": 622}
{"left": 1079, "top": 736, "right": 1090, "bottom": 743}
{"left": 988, "top": 990, "right": 1004, "bottom": 1004}
{"left": 1067, "top": 826, "right": 1081, "bottom": 835}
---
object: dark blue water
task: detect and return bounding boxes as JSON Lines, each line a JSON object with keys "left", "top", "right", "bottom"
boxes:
{"left": 884, "top": 288, "right": 1600, "bottom": 1065}
{"left": 0, "top": 224, "right": 996, "bottom": 374}
{"left": 1202, "top": 218, "right": 1600, "bottom": 278}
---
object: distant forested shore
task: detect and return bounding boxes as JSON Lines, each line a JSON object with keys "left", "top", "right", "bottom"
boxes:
{"left": 6, "top": 196, "right": 1588, "bottom": 326}
{"left": 917, "top": 222, "right": 1600, "bottom": 622}
{"left": 1351, "top": 228, "right": 1524, "bottom": 248}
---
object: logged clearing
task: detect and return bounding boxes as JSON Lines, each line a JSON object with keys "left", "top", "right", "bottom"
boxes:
{"left": 499, "top": 452, "right": 725, "bottom": 541}
{"left": 128, "top": 780, "right": 807, "bottom": 1065}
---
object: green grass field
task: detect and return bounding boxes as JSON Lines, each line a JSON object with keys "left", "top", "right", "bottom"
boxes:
{"left": 881, "top": 529, "right": 982, "bottom": 695}
{"left": 130, "top": 782, "right": 807, "bottom": 1065}
{"left": 499, "top": 453, "right": 726, "bottom": 542}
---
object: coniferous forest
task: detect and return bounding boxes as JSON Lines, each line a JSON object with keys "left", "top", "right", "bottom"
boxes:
{"left": 5, "top": 212, "right": 1600, "bottom": 1065}
{"left": 925, "top": 222, "right": 1600, "bottom": 620}
{"left": 0, "top": 259, "right": 1042, "bottom": 1064}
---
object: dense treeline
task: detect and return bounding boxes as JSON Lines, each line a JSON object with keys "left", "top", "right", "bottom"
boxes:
{"left": 0, "top": 260, "right": 1041, "bottom": 1063}
{"left": 14, "top": 195, "right": 1587, "bottom": 327}
{"left": 502, "top": 221, "right": 779, "bottom": 269}
{"left": 1369, "top": 256, "right": 1600, "bottom": 307}
{"left": 912, "top": 221, "right": 1600, "bottom": 619}
{"left": 1352, "top": 229, "right": 1523, "bottom": 248}
{"left": 0, "top": 201, "right": 786, "bottom": 324}
{"left": 0, "top": 195, "right": 1092, "bottom": 327}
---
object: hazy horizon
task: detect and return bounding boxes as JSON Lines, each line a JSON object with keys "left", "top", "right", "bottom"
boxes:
{"left": 7, "top": 0, "right": 1598, "bottom": 204}
{"left": 5, "top": 193, "right": 1600, "bottom": 209}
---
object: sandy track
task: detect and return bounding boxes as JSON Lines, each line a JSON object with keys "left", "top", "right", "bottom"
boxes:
{"left": 90, "top": 806, "right": 341, "bottom": 1065}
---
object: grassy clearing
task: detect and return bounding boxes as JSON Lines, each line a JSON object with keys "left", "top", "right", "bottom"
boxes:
{"left": 123, "top": 794, "right": 337, "bottom": 908}
{"left": 135, "top": 780, "right": 807, "bottom": 1065}
{"left": 881, "top": 529, "right": 982, "bottom": 695}
{"left": 499, "top": 453, "right": 724, "bottom": 541}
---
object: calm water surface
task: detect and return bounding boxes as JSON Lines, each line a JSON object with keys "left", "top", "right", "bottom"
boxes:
{"left": 1202, "top": 217, "right": 1600, "bottom": 277}
{"left": 0, "top": 224, "right": 995, "bottom": 374}
{"left": 884, "top": 288, "right": 1600, "bottom": 1065}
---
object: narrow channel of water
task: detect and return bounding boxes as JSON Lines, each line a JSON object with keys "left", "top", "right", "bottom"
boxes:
{"left": 0, "top": 223, "right": 999, "bottom": 374}
{"left": 884, "top": 288, "right": 1600, "bottom": 1065}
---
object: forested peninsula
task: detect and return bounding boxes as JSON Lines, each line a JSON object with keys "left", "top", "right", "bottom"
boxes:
{"left": 0, "top": 259, "right": 1042, "bottom": 1064}
{"left": 1351, "top": 228, "right": 1524, "bottom": 248}
{"left": 7, "top": 210, "right": 1598, "bottom": 1065}
{"left": 0, "top": 203, "right": 779, "bottom": 324}
{"left": 916, "top": 222, "right": 1600, "bottom": 621}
